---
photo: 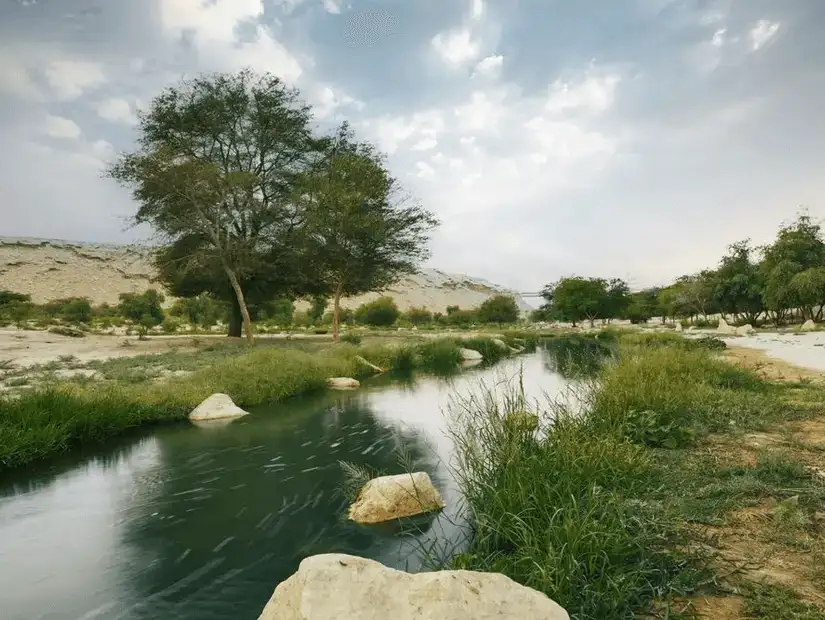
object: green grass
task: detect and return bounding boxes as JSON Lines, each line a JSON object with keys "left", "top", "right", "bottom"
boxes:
{"left": 743, "top": 583, "right": 825, "bottom": 619}
{"left": 448, "top": 333, "right": 824, "bottom": 619}
{"left": 0, "top": 336, "right": 520, "bottom": 471}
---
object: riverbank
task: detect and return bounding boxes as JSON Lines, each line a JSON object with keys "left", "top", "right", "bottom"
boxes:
{"left": 452, "top": 331, "right": 825, "bottom": 618}
{"left": 0, "top": 334, "right": 536, "bottom": 471}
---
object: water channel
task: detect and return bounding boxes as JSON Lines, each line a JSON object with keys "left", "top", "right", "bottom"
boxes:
{"left": 0, "top": 348, "right": 576, "bottom": 620}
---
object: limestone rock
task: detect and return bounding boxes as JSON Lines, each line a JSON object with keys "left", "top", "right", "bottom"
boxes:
{"left": 735, "top": 324, "right": 755, "bottom": 336}
{"left": 801, "top": 319, "right": 817, "bottom": 332}
{"left": 48, "top": 325, "right": 85, "bottom": 338}
{"left": 674, "top": 322, "right": 683, "bottom": 332}
{"left": 458, "top": 347, "right": 483, "bottom": 361}
{"left": 327, "top": 377, "right": 360, "bottom": 389}
{"left": 348, "top": 472, "right": 444, "bottom": 524}
{"left": 189, "top": 393, "right": 249, "bottom": 422}
{"left": 490, "top": 338, "right": 508, "bottom": 351}
{"left": 716, "top": 318, "right": 737, "bottom": 335}
{"left": 257, "top": 554, "right": 570, "bottom": 620}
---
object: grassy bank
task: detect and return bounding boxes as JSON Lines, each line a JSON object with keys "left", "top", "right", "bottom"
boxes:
{"left": 451, "top": 332, "right": 825, "bottom": 619}
{"left": 0, "top": 335, "right": 521, "bottom": 471}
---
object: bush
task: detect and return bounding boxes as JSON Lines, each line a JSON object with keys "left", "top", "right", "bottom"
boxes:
{"left": 161, "top": 317, "right": 180, "bottom": 334}
{"left": 354, "top": 296, "right": 400, "bottom": 327}
{"left": 340, "top": 332, "right": 362, "bottom": 345}
{"left": 406, "top": 306, "right": 433, "bottom": 326}
{"left": 119, "top": 290, "right": 165, "bottom": 326}
{"left": 169, "top": 294, "right": 227, "bottom": 328}
{"left": 477, "top": 294, "right": 520, "bottom": 325}
{"left": 0, "top": 291, "right": 31, "bottom": 305}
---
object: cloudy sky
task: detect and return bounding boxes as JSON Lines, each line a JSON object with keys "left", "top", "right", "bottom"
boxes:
{"left": 1, "top": 0, "right": 822, "bottom": 292}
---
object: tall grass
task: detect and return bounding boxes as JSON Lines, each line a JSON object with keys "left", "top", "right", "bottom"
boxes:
{"left": 0, "top": 336, "right": 520, "bottom": 471}
{"left": 448, "top": 333, "right": 797, "bottom": 618}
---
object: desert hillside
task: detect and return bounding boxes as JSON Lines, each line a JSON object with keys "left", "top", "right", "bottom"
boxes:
{"left": 0, "top": 237, "right": 532, "bottom": 313}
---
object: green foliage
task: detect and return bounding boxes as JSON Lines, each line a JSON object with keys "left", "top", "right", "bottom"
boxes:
{"left": 476, "top": 294, "right": 520, "bottom": 325}
{"left": 261, "top": 297, "right": 295, "bottom": 326}
{"left": 354, "top": 296, "right": 400, "bottom": 327}
{"left": 445, "top": 307, "right": 476, "bottom": 327}
{"left": 625, "top": 289, "right": 659, "bottom": 323}
{"left": 169, "top": 293, "right": 227, "bottom": 328}
{"left": 742, "top": 582, "right": 825, "bottom": 620}
{"left": 405, "top": 306, "right": 433, "bottom": 325}
{"left": 711, "top": 240, "right": 764, "bottom": 323}
{"left": 161, "top": 317, "right": 180, "bottom": 333}
{"left": 0, "top": 291, "right": 31, "bottom": 305}
{"left": 42, "top": 297, "right": 92, "bottom": 324}
{"left": 789, "top": 267, "right": 825, "bottom": 321}
{"left": 542, "top": 277, "right": 609, "bottom": 326}
{"left": 118, "top": 289, "right": 165, "bottom": 326}
{"left": 339, "top": 332, "right": 362, "bottom": 345}
{"left": 308, "top": 294, "right": 328, "bottom": 323}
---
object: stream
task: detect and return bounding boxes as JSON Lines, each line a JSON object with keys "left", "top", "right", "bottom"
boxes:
{"left": 0, "top": 348, "right": 575, "bottom": 620}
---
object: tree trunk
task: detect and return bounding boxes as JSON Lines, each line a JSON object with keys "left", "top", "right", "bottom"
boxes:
{"left": 332, "top": 284, "right": 343, "bottom": 343}
{"left": 224, "top": 266, "right": 253, "bottom": 343}
{"left": 228, "top": 301, "right": 242, "bottom": 338}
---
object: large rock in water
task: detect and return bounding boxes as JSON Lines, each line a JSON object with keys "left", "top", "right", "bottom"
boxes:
{"left": 327, "top": 377, "right": 360, "bottom": 389}
{"left": 257, "top": 554, "right": 570, "bottom": 620}
{"left": 458, "top": 347, "right": 483, "bottom": 361}
{"left": 188, "top": 393, "right": 248, "bottom": 422}
{"left": 348, "top": 472, "right": 444, "bottom": 524}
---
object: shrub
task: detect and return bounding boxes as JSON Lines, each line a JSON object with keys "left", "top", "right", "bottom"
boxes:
{"left": 0, "top": 291, "right": 31, "bottom": 305}
{"left": 340, "top": 332, "right": 362, "bottom": 345}
{"left": 406, "top": 306, "right": 433, "bottom": 326}
{"left": 355, "top": 296, "right": 400, "bottom": 327}
{"left": 169, "top": 294, "right": 226, "bottom": 328}
{"left": 119, "top": 289, "right": 165, "bottom": 326}
{"left": 161, "top": 317, "right": 180, "bottom": 333}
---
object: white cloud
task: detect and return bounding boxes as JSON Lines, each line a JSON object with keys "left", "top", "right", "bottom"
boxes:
{"left": 0, "top": 53, "right": 43, "bottom": 101}
{"left": 711, "top": 27, "right": 727, "bottom": 47}
{"left": 415, "top": 161, "right": 436, "bottom": 179}
{"left": 545, "top": 72, "right": 621, "bottom": 115}
{"left": 432, "top": 28, "right": 480, "bottom": 66}
{"left": 322, "top": 0, "right": 344, "bottom": 13}
{"left": 749, "top": 19, "right": 780, "bottom": 52}
{"left": 311, "top": 85, "right": 363, "bottom": 119}
{"left": 454, "top": 91, "right": 506, "bottom": 131}
{"left": 473, "top": 54, "right": 503, "bottom": 78}
{"left": 363, "top": 110, "right": 444, "bottom": 154}
{"left": 43, "top": 115, "right": 82, "bottom": 139}
{"left": 44, "top": 60, "right": 106, "bottom": 101}
{"left": 470, "top": 0, "right": 485, "bottom": 20}
{"left": 411, "top": 138, "right": 438, "bottom": 151}
{"left": 158, "top": 0, "right": 303, "bottom": 83}
{"left": 96, "top": 98, "right": 138, "bottom": 125}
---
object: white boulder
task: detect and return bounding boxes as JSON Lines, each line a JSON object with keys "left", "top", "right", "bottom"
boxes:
{"left": 801, "top": 319, "right": 817, "bottom": 332}
{"left": 458, "top": 347, "right": 483, "bottom": 361}
{"left": 188, "top": 393, "right": 248, "bottom": 422}
{"left": 327, "top": 377, "right": 360, "bottom": 389}
{"left": 717, "top": 318, "right": 737, "bottom": 335}
{"left": 490, "top": 338, "right": 508, "bottom": 351}
{"left": 348, "top": 472, "right": 444, "bottom": 524}
{"left": 257, "top": 554, "right": 570, "bottom": 620}
{"left": 735, "top": 324, "right": 755, "bottom": 336}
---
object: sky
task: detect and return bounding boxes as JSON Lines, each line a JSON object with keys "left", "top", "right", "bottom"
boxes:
{"left": 1, "top": 0, "right": 823, "bottom": 293}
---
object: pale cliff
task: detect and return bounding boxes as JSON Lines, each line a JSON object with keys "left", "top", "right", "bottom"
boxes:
{"left": 0, "top": 237, "right": 532, "bottom": 313}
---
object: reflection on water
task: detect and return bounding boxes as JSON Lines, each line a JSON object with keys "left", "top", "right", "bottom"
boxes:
{"left": 0, "top": 350, "right": 571, "bottom": 620}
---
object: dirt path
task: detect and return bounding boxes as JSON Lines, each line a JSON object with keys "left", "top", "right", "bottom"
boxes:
{"left": 723, "top": 345, "right": 825, "bottom": 383}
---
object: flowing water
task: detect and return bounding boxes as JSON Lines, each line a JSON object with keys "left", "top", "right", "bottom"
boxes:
{"left": 0, "top": 349, "right": 575, "bottom": 620}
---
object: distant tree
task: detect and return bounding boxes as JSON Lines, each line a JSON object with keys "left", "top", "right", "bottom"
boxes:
{"left": 789, "top": 267, "right": 825, "bottom": 322}
{"left": 542, "top": 277, "right": 608, "bottom": 327}
{"left": 712, "top": 240, "right": 764, "bottom": 324}
{"left": 294, "top": 123, "right": 437, "bottom": 341}
{"left": 602, "top": 278, "right": 630, "bottom": 322}
{"left": 107, "top": 70, "right": 320, "bottom": 342}
{"left": 624, "top": 289, "right": 659, "bottom": 324}
{"left": 445, "top": 305, "right": 460, "bottom": 316}
{"left": 118, "top": 290, "right": 165, "bottom": 326}
{"left": 308, "top": 294, "right": 328, "bottom": 324}
{"left": 354, "top": 296, "right": 400, "bottom": 327}
{"left": 42, "top": 297, "right": 93, "bottom": 324}
{"left": 169, "top": 293, "right": 227, "bottom": 328}
{"left": 446, "top": 309, "right": 476, "bottom": 327}
{"left": 406, "top": 306, "right": 433, "bottom": 326}
{"left": 262, "top": 297, "right": 295, "bottom": 326}
{"left": 477, "top": 294, "right": 520, "bottom": 326}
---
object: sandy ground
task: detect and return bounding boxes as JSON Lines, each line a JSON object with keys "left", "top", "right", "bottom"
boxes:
{"left": 722, "top": 331, "right": 825, "bottom": 373}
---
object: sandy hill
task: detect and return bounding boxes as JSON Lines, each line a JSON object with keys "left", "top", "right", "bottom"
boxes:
{"left": 0, "top": 237, "right": 532, "bottom": 313}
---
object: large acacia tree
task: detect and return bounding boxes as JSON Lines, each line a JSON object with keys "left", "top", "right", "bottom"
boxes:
{"left": 295, "top": 123, "right": 438, "bottom": 341}
{"left": 108, "top": 70, "right": 319, "bottom": 340}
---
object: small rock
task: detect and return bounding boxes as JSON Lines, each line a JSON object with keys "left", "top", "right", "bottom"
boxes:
{"left": 328, "top": 377, "right": 360, "bottom": 389}
{"left": 348, "top": 472, "right": 444, "bottom": 524}
{"left": 48, "top": 325, "right": 85, "bottom": 338}
{"left": 490, "top": 338, "right": 508, "bottom": 351}
{"left": 257, "top": 554, "right": 570, "bottom": 620}
{"left": 735, "top": 324, "right": 755, "bottom": 336}
{"left": 188, "top": 393, "right": 249, "bottom": 422}
{"left": 801, "top": 319, "right": 817, "bottom": 332}
{"left": 458, "top": 348, "right": 483, "bottom": 361}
